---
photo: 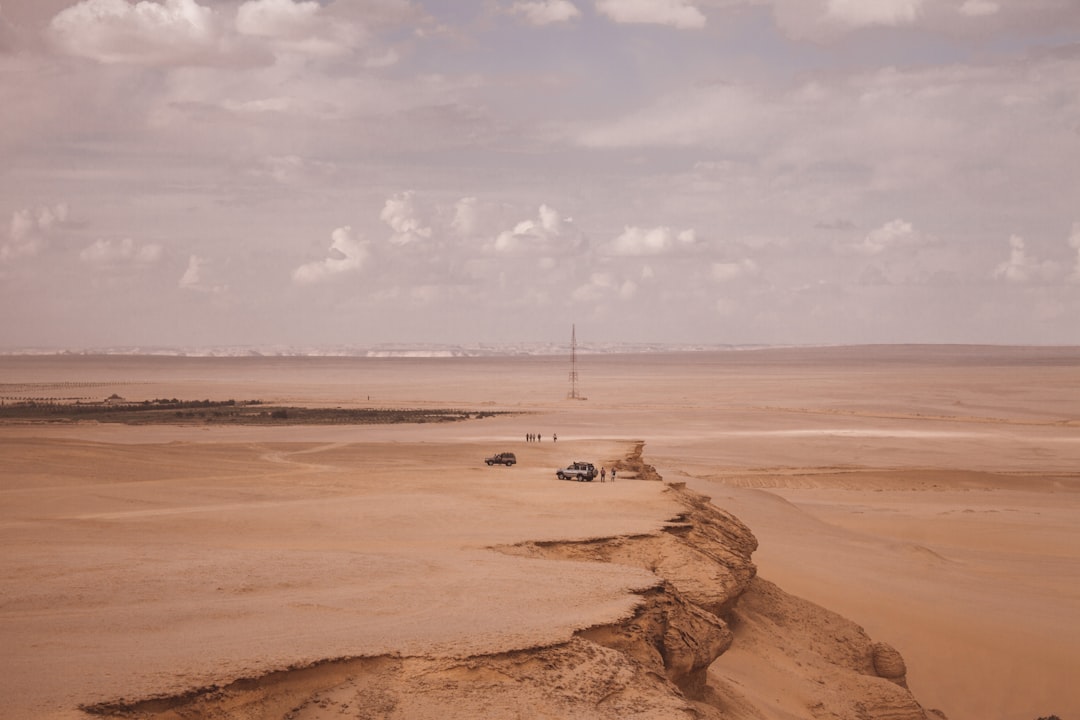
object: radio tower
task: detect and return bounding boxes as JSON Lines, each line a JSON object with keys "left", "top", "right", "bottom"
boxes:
{"left": 568, "top": 324, "right": 584, "bottom": 400}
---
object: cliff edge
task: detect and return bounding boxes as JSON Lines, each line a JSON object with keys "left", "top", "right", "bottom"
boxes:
{"left": 85, "top": 446, "right": 943, "bottom": 720}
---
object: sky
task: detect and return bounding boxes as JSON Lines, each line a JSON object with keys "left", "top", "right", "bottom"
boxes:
{"left": 1, "top": 0, "right": 1079, "bottom": 349}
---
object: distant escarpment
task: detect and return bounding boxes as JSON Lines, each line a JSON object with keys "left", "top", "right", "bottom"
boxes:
{"left": 85, "top": 449, "right": 942, "bottom": 720}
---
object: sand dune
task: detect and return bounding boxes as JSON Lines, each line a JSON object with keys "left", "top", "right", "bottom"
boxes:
{"left": 1, "top": 346, "right": 1078, "bottom": 719}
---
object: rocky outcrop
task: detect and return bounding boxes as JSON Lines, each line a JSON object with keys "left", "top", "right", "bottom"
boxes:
{"left": 873, "top": 642, "right": 910, "bottom": 688}
{"left": 578, "top": 582, "right": 734, "bottom": 700}
{"left": 711, "top": 576, "right": 939, "bottom": 719}
{"left": 84, "top": 447, "right": 942, "bottom": 720}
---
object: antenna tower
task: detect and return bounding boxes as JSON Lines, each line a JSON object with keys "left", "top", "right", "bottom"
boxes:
{"left": 568, "top": 324, "right": 584, "bottom": 400}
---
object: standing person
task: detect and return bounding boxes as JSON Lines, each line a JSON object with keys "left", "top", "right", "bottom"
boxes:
{"left": 611, "top": 468, "right": 616, "bottom": 482}
{"left": 600, "top": 467, "right": 606, "bottom": 483}
{"left": 553, "top": 433, "right": 557, "bottom": 443}
{"left": 537, "top": 434, "right": 541, "bottom": 442}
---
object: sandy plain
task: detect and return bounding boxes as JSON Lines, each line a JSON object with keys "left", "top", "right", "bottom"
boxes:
{"left": 1, "top": 346, "right": 1078, "bottom": 720}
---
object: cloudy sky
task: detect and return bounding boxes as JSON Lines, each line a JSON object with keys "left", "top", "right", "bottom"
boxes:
{"left": 1, "top": 0, "right": 1078, "bottom": 349}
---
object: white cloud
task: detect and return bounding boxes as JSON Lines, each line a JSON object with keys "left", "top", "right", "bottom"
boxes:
{"left": 711, "top": 258, "right": 758, "bottom": 282}
{"left": 79, "top": 237, "right": 163, "bottom": 266}
{"left": 293, "top": 226, "right": 368, "bottom": 285}
{"left": 1, "top": 203, "right": 69, "bottom": 262}
{"left": 451, "top": 197, "right": 479, "bottom": 238}
{"left": 993, "top": 234, "right": 1056, "bottom": 284}
{"left": 826, "top": 0, "right": 923, "bottom": 27}
{"left": 236, "top": 0, "right": 361, "bottom": 57}
{"left": 178, "top": 254, "right": 227, "bottom": 293}
{"left": 605, "top": 226, "right": 697, "bottom": 256}
{"left": 236, "top": 0, "right": 319, "bottom": 37}
{"left": 492, "top": 204, "right": 577, "bottom": 255}
{"left": 50, "top": 0, "right": 218, "bottom": 64}
{"left": 572, "top": 271, "right": 616, "bottom": 302}
{"left": 512, "top": 0, "right": 581, "bottom": 25}
{"left": 595, "top": 0, "right": 706, "bottom": 29}
{"left": 537, "top": 204, "right": 564, "bottom": 235}
{"left": 959, "top": 0, "right": 999, "bottom": 17}
{"left": 1068, "top": 222, "right": 1080, "bottom": 283}
{"left": 381, "top": 191, "right": 433, "bottom": 246}
{"left": 848, "top": 219, "right": 920, "bottom": 255}
{"left": 179, "top": 254, "right": 204, "bottom": 289}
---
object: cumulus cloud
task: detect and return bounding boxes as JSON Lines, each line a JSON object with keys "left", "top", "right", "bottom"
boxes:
{"left": 595, "top": 0, "right": 706, "bottom": 29}
{"left": 826, "top": 0, "right": 924, "bottom": 27}
{"left": 511, "top": 0, "right": 581, "bottom": 25}
{"left": 451, "top": 197, "right": 480, "bottom": 238}
{"left": 572, "top": 271, "right": 616, "bottom": 302}
{"left": 711, "top": 258, "right": 758, "bottom": 282}
{"left": 79, "top": 237, "right": 163, "bottom": 266}
{"left": 570, "top": 271, "right": 639, "bottom": 302}
{"left": 1068, "top": 222, "right": 1080, "bottom": 282}
{"left": 604, "top": 226, "right": 697, "bottom": 256}
{"left": 236, "top": 0, "right": 360, "bottom": 57}
{"left": 381, "top": 191, "right": 432, "bottom": 246}
{"left": 236, "top": 0, "right": 318, "bottom": 37}
{"left": 848, "top": 219, "right": 923, "bottom": 256}
{"left": 179, "top": 254, "right": 204, "bottom": 289}
{"left": 178, "top": 254, "right": 227, "bottom": 293}
{"left": 993, "top": 234, "right": 1056, "bottom": 284}
{"left": 1, "top": 203, "right": 69, "bottom": 261}
{"left": 49, "top": 0, "right": 366, "bottom": 65}
{"left": 492, "top": 204, "right": 577, "bottom": 254}
{"left": 292, "top": 226, "right": 368, "bottom": 285}
{"left": 50, "top": 0, "right": 218, "bottom": 64}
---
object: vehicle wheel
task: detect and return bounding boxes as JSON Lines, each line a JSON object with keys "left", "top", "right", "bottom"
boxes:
{"left": 486, "top": 461, "right": 492, "bottom": 465}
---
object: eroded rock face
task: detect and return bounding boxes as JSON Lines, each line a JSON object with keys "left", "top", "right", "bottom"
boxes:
{"left": 873, "top": 641, "right": 910, "bottom": 688}
{"left": 497, "top": 481, "right": 759, "bottom": 702}
{"left": 85, "top": 454, "right": 941, "bottom": 720}
{"left": 579, "top": 583, "right": 733, "bottom": 700}
{"left": 661, "top": 485, "right": 759, "bottom": 617}
{"left": 503, "top": 484, "right": 759, "bottom": 621}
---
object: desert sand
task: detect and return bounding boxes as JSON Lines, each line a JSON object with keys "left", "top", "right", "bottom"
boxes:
{"left": 1, "top": 346, "right": 1078, "bottom": 720}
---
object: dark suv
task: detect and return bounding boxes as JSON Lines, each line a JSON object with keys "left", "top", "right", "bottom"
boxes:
{"left": 485, "top": 452, "right": 517, "bottom": 466}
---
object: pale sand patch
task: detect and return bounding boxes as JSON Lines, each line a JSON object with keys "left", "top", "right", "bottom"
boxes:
{"left": 3, "top": 346, "right": 1079, "bottom": 720}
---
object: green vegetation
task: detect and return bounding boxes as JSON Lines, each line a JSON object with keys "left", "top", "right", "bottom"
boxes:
{"left": 0, "top": 398, "right": 505, "bottom": 426}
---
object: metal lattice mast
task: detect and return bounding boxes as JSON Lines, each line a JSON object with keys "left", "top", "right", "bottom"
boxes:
{"left": 568, "top": 324, "right": 581, "bottom": 399}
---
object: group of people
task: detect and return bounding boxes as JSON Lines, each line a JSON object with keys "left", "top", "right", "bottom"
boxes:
{"left": 525, "top": 433, "right": 555, "bottom": 442}
{"left": 599, "top": 466, "right": 616, "bottom": 482}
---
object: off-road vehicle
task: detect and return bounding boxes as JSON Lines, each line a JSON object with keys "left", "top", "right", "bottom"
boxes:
{"left": 485, "top": 452, "right": 517, "bottom": 466}
{"left": 556, "top": 461, "right": 597, "bottom": 481}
